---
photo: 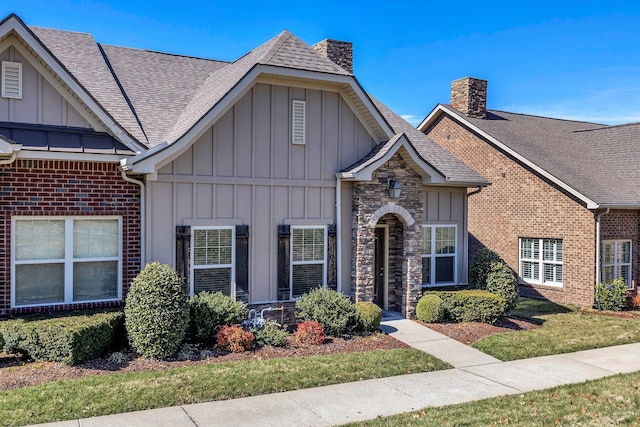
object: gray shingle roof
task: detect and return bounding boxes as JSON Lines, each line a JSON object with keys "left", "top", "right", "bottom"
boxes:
{"left": 440, "top": 105, "right": 640, "bottom": 206}
{"left": 30, "top": 26, "right": 148, "bottom": 143}
{"left": 371, "top": 100, "right": 488, "bottom": 184}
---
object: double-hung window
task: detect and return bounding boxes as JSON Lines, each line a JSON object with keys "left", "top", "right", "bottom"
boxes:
{"left": 12, "top": 217, "right": 121, "bottom": 307}
{"left": 190, "top": 226, "right": 235, "bottom": 296}
{"left": 602, "top": 240, "right": 632, "bottom": 287}
{"left": 291, "top": 226, "right": 326, "bottom": 298}
{"left": 519, "top": 238, "right": 563, "bottom": 286}
{"left": 422, "top": 225, "right": 457, "bottom": 286}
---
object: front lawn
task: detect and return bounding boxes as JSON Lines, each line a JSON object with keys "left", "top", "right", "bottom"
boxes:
{"left": 343, "top": 371, "right": 640, "bottom": 426}
{"left": 473, "top": 298, "right": 640, "bottom": 361}
{"left": 0, "top": 348, "right": 448, "bottom": 427}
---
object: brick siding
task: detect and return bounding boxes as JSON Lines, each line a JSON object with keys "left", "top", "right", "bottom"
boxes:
{"left": 0, "top": 159, "right": 141, "bottom": 316}
{"left": 426, "top": 114, "right": 600, "bottom": 307}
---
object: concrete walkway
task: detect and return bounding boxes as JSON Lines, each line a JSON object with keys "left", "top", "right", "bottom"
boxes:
{"left": 31, "top": 316, "right": 640, "bottom": 427}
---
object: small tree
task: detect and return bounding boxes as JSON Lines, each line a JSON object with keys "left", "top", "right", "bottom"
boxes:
{"left": 125, "top": 262, "right": 189, "bottom": 359}
{"left": 486, "top": 261, "right": 519, "bottom": 312}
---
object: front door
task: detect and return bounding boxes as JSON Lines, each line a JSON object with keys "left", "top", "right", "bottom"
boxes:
{"left": 374, "top": 226, "right": 387, "bottom": 309}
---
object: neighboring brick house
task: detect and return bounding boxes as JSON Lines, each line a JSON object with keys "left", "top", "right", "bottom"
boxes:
{"left": 0, "top": 14, "right": 487, "bottom": 318}
{"left": 420, "top": 77, "right": 640, "bottom": 308}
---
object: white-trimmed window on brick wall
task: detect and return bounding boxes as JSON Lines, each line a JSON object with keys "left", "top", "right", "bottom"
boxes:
{"left": 422, "top": 225, "right": 457, "bottom": 287}
{"left": 190, "top": 226, "right": 235, "bottom": 296}
{"left": 602, "top": 240, "right": 632, "bottom": 288}
{"left": 11, "top": 217, "right": 122, "bottom": 307}
{"left": 519, "top": 238, "right": 563, "bottom": 286}
{"left": 291, "top": 100, "right": 306, "bottom": 145}
{"left": 291, "top": 226, "right": 327, "bottom": 298}
{"left": 2, "top": 61, "right": 22, "bottom": 99}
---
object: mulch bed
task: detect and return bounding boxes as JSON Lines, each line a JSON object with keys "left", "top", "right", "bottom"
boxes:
{"left": 418, "top": 316, "right": 542, "bottom": 346}
{"left": 0, "top": 333, "right": 407, "bottom": 391}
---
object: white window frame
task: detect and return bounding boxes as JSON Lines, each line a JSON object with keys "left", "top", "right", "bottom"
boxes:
{"left": 422, "top": 224, "right": 458, "bottom": 287}
{"left": 190, "top": 226, "right": 236, "bottom": 297}
{"left": 601, "top": 239, "right": 633, "bottom": 288}
{"left": 519, "top": 238, "right": 563, "bottom": 287}
{"left": 2, "top": 61, "right": 22, "bottom": 99}
{"left": 290, "top": 225, "right": 327, "bottom": 299}
{"left": 291, "top": 99, "right": 306, "bottom": 145}
{"left": 11, "top": 216, "right": 122, "bottom": 308}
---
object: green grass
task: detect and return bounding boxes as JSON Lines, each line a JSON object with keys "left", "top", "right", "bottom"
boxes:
{"left": 0, "top": 349, "right": 449, "bottom": 427}
{"left": 473, "top": 298, "right": 640, "bottom": 361}
{"left": 343, "top": 371, "right": 640, "bottom": 426}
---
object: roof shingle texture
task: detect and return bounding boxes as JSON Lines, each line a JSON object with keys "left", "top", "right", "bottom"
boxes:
{"left": 442, "top": 105, "right": 640, "bottom": 206}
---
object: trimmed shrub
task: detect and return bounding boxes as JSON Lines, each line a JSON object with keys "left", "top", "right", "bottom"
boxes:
{"left": 0, "top": 310, "right": 124, "bottom": 365}
{"left": 295, "top": 288, "right": 355, "bottom": 336}
{"left": 252, "top": 321, "right": 289, "bottom": 347}
{"left": 596, "top": 278, "right": 628, "bottom": 311}
{"left": 486, "top": 260, "right": 519, "bottom": 312}
{"left": 216, "top": 325, "right": 255, "bottom": 352}
{"left": 294, "top": 321, "right": 325, "bottom": 345}
{"left": 434, "top": 290, "right": 506, "bottom": 324}
{"left": 469, "top": 248, "right": 502, "bottom": 289}
{"left": 125, "top": 262, "right": 189, "bottom": 359}
{"left": 354, "top": 302, "right": 382, "bottom": 332}
{"left": 189, "top": 291, "right": 247, "bottom": 342}
{"left": 416, "top": 294, "right": 445, "bottom": 323}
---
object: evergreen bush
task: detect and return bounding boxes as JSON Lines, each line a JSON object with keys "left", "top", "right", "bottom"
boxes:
{"left": 469, "top": 248, "right": 502, "bottom": 288}
{"left": 596, "top": 278, "right": 628, "bottom": 311}
{"left": 486, "top": 260, "right": 519, "bottom": 312}
{"left": 189, "top": 291, "right": 247, "bottom": 342}
{"left": 252, "top": 321, "right": 289, "bottom": 347}
{"left": 416, "top": 294, "right": 445, "bottom": 323}
{"left": 124, "top": 262, "right": 189, "bottom": 359}
{"left": 435, "top": 290, "right": 506, "bottom": 324}
{"left": 354, "top": 302, "right": 382, "bottom": 332}
{"left": 295, "top": 288, "right": 355, "bottom": 336}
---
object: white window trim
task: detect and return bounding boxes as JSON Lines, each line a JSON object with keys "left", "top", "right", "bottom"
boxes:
{"left": 189, "top": 226, "right": 236, "bottom": 297}
{"left": 290, "top": 225, "right": 327, "bottom": 300}
{"left": 291, "top": 99, "right": 306, "bottom": 145}
{"left": 2, "top": 61, "right": 22, "bottom": 99}
{"left": 11, "top": 216, "right": 123, "bottom": 308}
{"left": 519, "top": 238, "right": 563, "bottom": 287}
{"left": 422, "top": 224, "right": 458, "bottom": 287}
{"left": 602, "top": 239, "right": 633, "bottom": 288}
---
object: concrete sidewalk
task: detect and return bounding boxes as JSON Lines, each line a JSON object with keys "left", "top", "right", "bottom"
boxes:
{"left": 31, "top": 318, "right": 640, "bottom": 427}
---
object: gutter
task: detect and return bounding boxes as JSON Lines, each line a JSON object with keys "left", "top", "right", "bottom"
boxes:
{"left": 120, "top": 167, "right": 146, "bottom": 270}
{"left": 467, "top": 185, "right": 484, "bottom": 197}
{"left": 595, "top": 208, "right": 611, "bottom": 304}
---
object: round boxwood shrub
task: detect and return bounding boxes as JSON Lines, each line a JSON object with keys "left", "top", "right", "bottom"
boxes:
{"left": 486, "top": 260, "right": 519, "bottom": 312}
{"left": 354, "top": 302, "right": 382, "bottom": 332}
{"left": 416, "top": 294, "right": 445, "bottom": 323}
{"left": 437, "top": 290, "right": 506, "bottom": 324}
{"left": 189, "top": 291, "right": 247, "bottom": 342}
{"left": 469, "top": 248, "right": 502, "bottom": 289}
{"left": 295, "top": 288, "right": 355, "bottom": 336}
{"left": 252, "top": 321, "right": 289, "bottom": 347}
{"left": 125, "top": 262, "right": 189, "bottom": 359}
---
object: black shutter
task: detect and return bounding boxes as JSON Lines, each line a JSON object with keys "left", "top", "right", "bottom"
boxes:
{"left": 235, "top": 225, "right": 249, "bottom": 303}
{"left": 327, "top": 224, "right": 337, "bottom": 290}
{"left": 277, "top": 224, "right": 291, "bottom": 300}
{"left": 176, "top": 225, "right": 191, "bottom": 292}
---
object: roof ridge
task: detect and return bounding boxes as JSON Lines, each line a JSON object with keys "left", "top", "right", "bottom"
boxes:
{"left": 100, "top": 44, "right": 230, "bottom": 63}
{"left": 259, "top": 30, "right": 293, "bottom": 64}
{"left": 572, "top": 121, "right": 640, "bottom": 133}
{"left": 483, "top": 107, "right": 606, "bottom": 126}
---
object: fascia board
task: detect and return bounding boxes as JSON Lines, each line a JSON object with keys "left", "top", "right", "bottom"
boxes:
{"left": 0, "top": 17, "right": 145, "bottom": 153}
{"left": 418, "top": 105, "right": 599, "bottom": 209}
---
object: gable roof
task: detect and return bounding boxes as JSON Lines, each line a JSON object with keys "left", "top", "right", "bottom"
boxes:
{"left": 421, "top": 104, "right": 640, "bottom": 208}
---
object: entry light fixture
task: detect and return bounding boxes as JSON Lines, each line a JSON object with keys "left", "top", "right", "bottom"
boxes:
{"left": 388, "top": 179, "right": 401, "bottom": 198}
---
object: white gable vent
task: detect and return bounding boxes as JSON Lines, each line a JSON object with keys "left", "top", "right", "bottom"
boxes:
{"left": 292, "top": 100, "right": 306, "bottom": 144}
{"left": 2, "top": 61, "right": 22, "bottom": 99}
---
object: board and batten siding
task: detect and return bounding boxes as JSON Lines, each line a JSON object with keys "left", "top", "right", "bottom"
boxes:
{"left": 0, "top": 45, "right": 91, "bottom": 128}
{"left": 147, "top": 83, "right": 376, "bottom": 302}
{"left": 422, "top": 187, "right": 469, "bottom": 283}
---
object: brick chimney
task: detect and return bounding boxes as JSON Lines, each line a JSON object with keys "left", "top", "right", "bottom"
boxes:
{"left": 450, "top": 77, "right": 487, "bottom": 119}
{"left": 313, "top": 39, "right": 353, "bottom": 74}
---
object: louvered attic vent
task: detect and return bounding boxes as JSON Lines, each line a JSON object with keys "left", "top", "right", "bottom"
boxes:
{"left": 292, "top": 100, "right": 306, "bottom": 144}
{"left": 2, "top": 61, "right": 22, "bottom": 99}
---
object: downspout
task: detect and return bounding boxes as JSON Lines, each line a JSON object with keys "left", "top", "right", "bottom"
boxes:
{"left": 595, "top": 207, "right": 610, "bottom": 304}
{"left": 0, "top": 152, "right": 18, "bottom": 165}
{"left": 467, "top": 185, "right": 484, "bottom": 197}
{"left": 120, "top": 167, "right": 146, "bottom": 270}
{"left": 335, "top": 176, "right": 342, "bottom": 293}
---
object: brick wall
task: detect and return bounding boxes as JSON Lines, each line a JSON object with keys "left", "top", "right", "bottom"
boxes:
{"left": 425, "top": 114, "right": 598, "bottom": 307}
{"left": 0, "top": 159, "right": 141, "bottom": 316}
{"left": 600, "top": 210, "right": 640, "bottom": 290}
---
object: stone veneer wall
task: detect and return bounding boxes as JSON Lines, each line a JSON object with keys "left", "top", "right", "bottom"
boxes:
{"left": 312, "top": 39, "right": 353, "bottom": 74}
{"left": 450, "top": 77, "right": 487, "bottom": 119}
{"left": 351, "top": 153, "right": 424, "bottom": 317}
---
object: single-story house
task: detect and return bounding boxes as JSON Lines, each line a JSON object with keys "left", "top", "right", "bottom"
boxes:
{"left": 0, "top": 14, "right": 488, "bottom": 318}
{"left": 420, "top": 77, "right": 639, "bottom": 308}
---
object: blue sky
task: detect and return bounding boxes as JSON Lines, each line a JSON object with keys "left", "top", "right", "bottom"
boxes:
{"left": 6, "top": 1, "right": 640, "bottom": 125}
